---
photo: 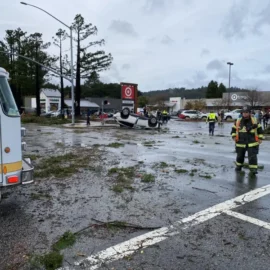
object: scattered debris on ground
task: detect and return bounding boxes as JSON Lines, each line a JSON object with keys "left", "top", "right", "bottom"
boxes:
{"left": 107, "top": 142, "right": 125, "bottom": 148}
{"left": 34, "top": 148, "right": 100, "bottom": 179}
{"left": 108, "top": 166, "right": 136, "bottom": 192}
{"left": 141, "top": 174, "right": 155, "bottom": 183}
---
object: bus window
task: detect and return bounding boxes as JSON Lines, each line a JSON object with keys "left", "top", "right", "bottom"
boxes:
{"left": 0, "top": 76, "right": 19, "bottom": 117}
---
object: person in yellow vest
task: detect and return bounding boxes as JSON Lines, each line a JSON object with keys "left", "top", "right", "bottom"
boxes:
{"left": 206, "top": 111, "right": 218, "bottom": 136}
{"left": 231, "top": 106, "right": 264, "bottom": 175}
{"left": 162, "top": 109, "right": 168, "bottom": 124}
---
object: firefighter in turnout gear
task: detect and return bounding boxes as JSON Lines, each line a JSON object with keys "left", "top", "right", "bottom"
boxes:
{"left": 231, "top": 106, "right": 264, "bottom": 175}
{"left": 206, "top": 111, "right": 218, "bottom": 136}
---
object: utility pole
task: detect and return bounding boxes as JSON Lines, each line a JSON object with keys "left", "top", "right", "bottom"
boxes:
{"left": 227, "top": 62, "right": 234, "bottom": 110}
{"left": 35, "top": 37, "right": 41, "bottom": 116}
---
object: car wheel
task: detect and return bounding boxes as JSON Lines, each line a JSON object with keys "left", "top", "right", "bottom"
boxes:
{"left": 185, "top": 116, "right": 190, "bottom": 120}
{"left": 121, "top": 108, "right": 130, "bottom": 119}
{"left": 201, "top": 116, "right": 207, "bottom": 120}
{"left": 226, "top": 116, "right": 232, "bottom": 120}
{"left": 148, "top": 116, "right": 158, "bottom": 127}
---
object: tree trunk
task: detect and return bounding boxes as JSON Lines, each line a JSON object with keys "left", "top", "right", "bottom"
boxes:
{"left": 75, "top": 31, "right": 81, "bottom": 116}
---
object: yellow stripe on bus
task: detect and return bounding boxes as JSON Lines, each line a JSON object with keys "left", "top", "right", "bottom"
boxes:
{"left": 0, "top": 161, "right": 22, "bottom": 174}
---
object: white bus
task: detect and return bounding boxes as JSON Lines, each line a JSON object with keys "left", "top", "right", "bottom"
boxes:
{"left": 0, "top": 67, "right": 34, "bottom": 200}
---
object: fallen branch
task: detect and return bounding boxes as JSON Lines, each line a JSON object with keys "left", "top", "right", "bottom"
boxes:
{"left": 74, "top": 219, "right": 161, "bottom": 235}
{"left": 192, "top": 187, "right": 217, "bottom": 194}
{"left": 91, "top": 218, "right": 161, "bottom": 230}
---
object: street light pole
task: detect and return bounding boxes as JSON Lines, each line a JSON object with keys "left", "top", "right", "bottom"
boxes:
{"left": 227, "top": 62, "right": 234, "bottom": 109}
{"left": 227, "top": 62, "right": 234, "bottom": 89}
{"left": 20, "top": 2, "right": 75, "bottom": 125}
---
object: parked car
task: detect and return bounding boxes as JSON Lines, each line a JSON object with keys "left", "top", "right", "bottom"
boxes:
{"left": 51, "top": 109, "right": 61, "bottom": 117}
{"left": 179, "top": 110, "right": 208, "bottom": 120}
{"left": 41, "top": 110, "right": 53, "bottom": 117}
{"left": 224, "top": 109, "right": 242, "bottom": 120}
{"left": 170, "top": 111, "right": 178, "bottom": 116}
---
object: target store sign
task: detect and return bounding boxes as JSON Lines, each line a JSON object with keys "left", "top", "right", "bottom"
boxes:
{"left": 122, "top": 85, "right": 135, "bottom": 100}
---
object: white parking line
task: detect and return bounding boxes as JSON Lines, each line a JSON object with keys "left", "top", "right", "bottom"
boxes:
{"left": 60, "top": 184, "right": 270, "bottom": 270}
{"left": 223, "top": 210, "right": 270, "bottom": 230}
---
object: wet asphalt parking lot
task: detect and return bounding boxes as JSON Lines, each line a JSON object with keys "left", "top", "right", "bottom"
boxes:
{"left": 1, "top": 120, "right": 270, "bottom": 270}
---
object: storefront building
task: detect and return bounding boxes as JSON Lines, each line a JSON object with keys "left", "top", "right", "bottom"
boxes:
{"left": 40, "top": 89, "right": 61, "bottom": 112}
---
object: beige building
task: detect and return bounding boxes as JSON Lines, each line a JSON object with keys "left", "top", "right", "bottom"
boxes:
{"left": 166, "top": 91, "right": 270, "bottom": 112}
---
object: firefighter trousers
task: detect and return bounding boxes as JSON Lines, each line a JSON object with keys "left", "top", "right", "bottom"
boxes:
{"left": 236, "top": 145, "right": 258, "bottom": 170}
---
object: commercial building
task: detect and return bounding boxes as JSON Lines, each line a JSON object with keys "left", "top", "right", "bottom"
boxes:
{"left": 40, "top": 89, "right": 61, "bottom": 112}
{"left": 86, "top": 97, "right": 122, "bottom": 112}
{"left": 64, "top": 99, "right": 99, "bottom": 115}
{"left": 222, "top": 92, "right": 270, "bottom": 109}
{"left": 24, "top": 89, "right": 100, "bottom": 114}
{"left": 162, "top": 91, "right": 270, "bottom": 113}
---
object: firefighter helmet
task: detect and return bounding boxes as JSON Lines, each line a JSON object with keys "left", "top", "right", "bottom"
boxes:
{"left": 242, "top": 106, "right": 251, "bottom": 113}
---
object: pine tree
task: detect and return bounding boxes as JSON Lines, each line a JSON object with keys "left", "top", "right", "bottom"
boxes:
{"left": 71, "top": 14, "right": 113, "bottom": 116}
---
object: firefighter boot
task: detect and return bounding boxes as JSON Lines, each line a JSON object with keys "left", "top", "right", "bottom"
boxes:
{"left": 250, "top": 169, "right": 258, "bottom": 175}
{"left": 235, "top": 166, "right": 242, "bottom": 172}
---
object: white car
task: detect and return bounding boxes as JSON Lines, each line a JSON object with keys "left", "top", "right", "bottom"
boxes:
{"left": 51, "top": 109, "right": 61, "bottom": 117}
{"left": 224, "top": 109, "right": 242, "bottom": 120}
{"left": 179, "top": 110, "right": 208, "bottom": 120}
{"left": 114, "top": 108, "right": 161, "bottom": 129}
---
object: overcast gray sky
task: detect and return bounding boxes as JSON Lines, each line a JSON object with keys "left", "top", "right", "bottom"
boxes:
{"left": 1, "top": 0, "right": 270, "bottom": 91}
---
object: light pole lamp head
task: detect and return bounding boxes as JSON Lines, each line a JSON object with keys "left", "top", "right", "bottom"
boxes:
{"left": 20, "top": 2, "right": 28, "bottom": 5}
{"left": 227, "top": 62, "right": 234, "bottom": 66}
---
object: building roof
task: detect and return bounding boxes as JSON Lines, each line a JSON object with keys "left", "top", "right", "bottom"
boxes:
{"left": 41, "top": 89, "right": 61, "bottom": 97}
{"left": 64, "top": 99, "right": 99, "bottom": 108}
{"left": 164, "top": 101, "right": 176, "bottom": 108}
{"left": 86, "top": 97, "right": 122, "bottom": 110}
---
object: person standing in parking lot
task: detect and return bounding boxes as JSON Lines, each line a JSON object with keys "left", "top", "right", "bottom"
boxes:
{"left": 263, "top": 111, "right": 269, "bottom": 130}
{"left": 86, "top": 109, "right": 91, "bottom": 126}
{"left": 157, "top": 109, "right": 161, "bottom": 121}
{"left": 220, "top": 110, "right": 224, "bottom": 122}
{"left": 231, "top": 106, "right": 264, "bottom": 175}
{"left": 206, "top": 111, "right": 218, "bottom": 136}
{"left": 162, "top": 109, "right": 168, "bottom": 124}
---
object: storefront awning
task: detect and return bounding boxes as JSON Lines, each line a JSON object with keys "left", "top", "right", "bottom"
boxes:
{"left": 64, "top": 99, "right": 99, "bottom": 108}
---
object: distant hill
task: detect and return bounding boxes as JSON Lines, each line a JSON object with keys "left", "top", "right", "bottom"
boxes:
{"left": 142, "top": 87, "right": 249, "bottom": 100}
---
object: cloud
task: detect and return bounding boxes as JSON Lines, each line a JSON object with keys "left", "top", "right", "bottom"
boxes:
{"left": 122, "top": 64, "right": 131, "bottom": 70}
{"left": 253, "top": 2, "right": 270, "bottom": 33}
{"left": 220, "top": 0, "right": 250, "bottom": 39}
{"left": 161, "top": 35, "right": 174, "bottom": 45}
{"left": 206, "top": 60, "right": 224, "bottom": 71}
{"left": 183, "top": 38, "right": 192, "bottom": 43}
{"left": 108, "top": 20, "right": 138, "bottom": 36}
{"left": 264, "top": 65, "right": 270, "bottom": 73}
{"left": 100, "top": 64, "right": 124, "bottom": 83}
{"left": 143, "top": 0, "right": 167, "bottom": 12}
{"left": 216, "top": 70, "right": 229, "bottom": 79}
{"left": 183, "top": 71, "right": 208, "bottom": 88}
{"left": 200, "top": 48, "right": 210, "bottom": 57}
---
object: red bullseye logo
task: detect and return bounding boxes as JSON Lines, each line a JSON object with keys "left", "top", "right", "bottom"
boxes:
{"left": 122, "top": 84, "right": 135, "bottom": 99}
{"left": 125, "top": 87, "right": 132, "bottom": 97}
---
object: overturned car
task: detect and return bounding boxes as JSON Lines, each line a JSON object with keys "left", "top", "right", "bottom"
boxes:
{"left": 114, "top": 108, "right": 161, "bottom": 129}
